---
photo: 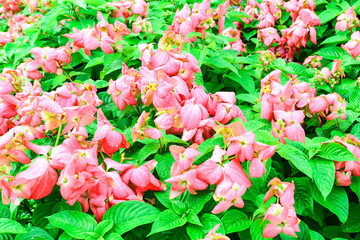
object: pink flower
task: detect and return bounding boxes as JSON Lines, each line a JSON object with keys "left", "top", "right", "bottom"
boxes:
{"left": 212, "top": 182, "right": 247, "bottom": 214}
{"left": 342, "top": 31, "right": 360, "bottom": 59}
{"left": 264, "top": 178, "right": 295, "bottom": 206}
{"left": 263, "top": 204, "right": 300, "bottom": 238}
{"left": 336, "top": 7, "right": 359, "bottom": 32}
{"left": 180, "top": 99, "right": 209, "bottom": 130}
{"left": 273, "top": 110, "right": 305, "bottom": 143}
{"left": 259, "top": 27, "right": 280, "bottom": 47}
{"left": 132, "top": 111, "right": 162, "bottom": 142}
{"left": 31, "top": 47, "right": 58, "bottom": 74}
{"left": 122, "top": 160, "right": 166, "bottom": 193}
{"left": 197, "top": 147, "right": 226, "bottom": 185}
{"left": 249, "top": 142, "right": 276, "bottom": 178}
{"left": 108, "top": 64, "right": 140, "bottom": 111}
{"left": 227, "top": 132, "right": 256, "bottom": 162}
{"left": 335, "top": 171, "right": 352, "bottom": 186}
{"left": 166, "top": 168, "right": 208, "bottom": 199}
{"left": 5, "top": 158, "right": 57, "bottom": 204}
{"left": 169, "top": 144, "right": 200, "bottom": 171}
{"left": 303, "top": 55, "right": 323, "bottom": 68}
{"left": 93, "top": 109, "right": 129, "bottom": 156}
{"left": 309, "top": 96, "right": 329, "bottom": 114}
{"left": 200, "top": 223, "right": 230, "bottom": 240}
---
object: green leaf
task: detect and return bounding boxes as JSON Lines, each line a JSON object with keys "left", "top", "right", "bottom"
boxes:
{"left": 350, "top": 88, "right": 360, "bottom": 106}
{"left": 155, "top": 153, "right": 174, "bottom": 181}
{"left": 58, "top": 232, "right": 72, "bottom": 240}
{"left": 312, "top": 186, "right": 349, "bottom": 223}
{"left": 318, "top": 9, "right": 342, "bottom": 24}
{"left": 14, "top": 45, "right": 33, "bottom": 64}
{"left": 317, "top": 142, "right": 357, "bottom": 161}
{"left": 0, "top": 203, "right": 10, "bottom": 219}
{"left": 197, "top": 136, "right": 224, "bottom": 157}
{"left": 250, "top": 219, "right": 270, "bottom": 240}
{"left": 85, "top": 0, "right": 106, "bottom": 6}
{"left": 73, "top": 0, "right": 87, "bottom": 8}
{"left": 314, "top": 47, "right": 349, "bottom": 60}
{"left": 32, "top": 203, "right": 54, "bottom": 229}
{"left": 279, "top": 221, "right": 310, "bottom": 240}
{"left": 148, "top": 209, "right": 187, "bottom": 236}
{"left": 0, "top": 219, "right": 27, "bottom": 234}
{"left": 293, "top": 177, "right": 314, "bottom": 216}
{"left": 350, "top": 176, "right": 360, "bottom": 199}
{"left": 186, "top": 211, "right": 202, "bottom": 226}
{"left": 15, "top": 227, "right": 54, "bottom": 240}
{"left": 320, "top": 35, "right": 348, "bottom": 45}
{"left": 310, "top": 157, "right": 335, "bottom": 199}
{"left": 52, "top": 75, "right": 67, "bottom": 89}
{"left": 183, "top": 192, "right": 213, "bottom": 214}
{"left": 138, "top": 143, "right": 159, "bottom": 161}
{"left": 0, "top": 233, "right": 13, "bottom": 240}
{"left": 95, "top": 220, "right": 114, "bottom": 237}
{"left": 85, "top": 57, "right": 104, "bottom": 69}
{"left": 186, "top": 32, "right": 203, "bottom": 39}
{"left": 341, "top": 203, "right": 360, "bottom": 233}
{"left": 310, "top": 230, "right": 325, "bottom": 240}
{"left": 203, "top": 56, "right": 238, "bottom": 74}
{"left": 228, "top": 11, "right": 252, "bottom": 19}
{"left": 5, "top": 42, "right": 17, "bottom": 60}
{"left": 172, "top": 201, "right": 187, "bottom": 215}
{"left": 48, "top": 211, "right": 97, "bottom": 239}
{"left": 221, "top": 210, "right": 252, "bottom": 234}
{"left": 104, "top": 232, "right": 124, "bottom": 240}
{"left": 60, "top": 199, "right": 82, "bottom": 212}
{"left": 243, "top": 119, "right": 270, "bottom": 132}
{"left": 277, "top": 144, "right": 313, "bottom": 178}
{"left": 236, "top": 94, "right": 257, "bottom": 104}
{"left": 186, "top": 214, "right": 224, "bottom": 240}
{"left": 103, "top": 201, "right": 160, "bottom": 235}
{"left": 226, "top": 70, "right": 255, "bottom": 93}
{"left": 93, "top": 80, "right": 109, "bottom": 89}
{"left": 354, "top": 0, "right": 360, "bottom": 10}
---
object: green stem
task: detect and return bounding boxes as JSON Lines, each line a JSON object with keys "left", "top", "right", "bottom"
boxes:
{"left": 159, "top": 138, "right": 163, "bottom": 154}
{"left": 99, "top": 150, "right": 106, "bottom": 160}
{"left": 21, "top": 201, "right": 33, "bottom": 216}
{"left": 57, "top": 60, "right": 73, "bottom": 82}
{"left": 54, "top": 122, "right": 63, "bottom": 147}
{"left": 201, "top": 36, "right": 206, "bottom": 50}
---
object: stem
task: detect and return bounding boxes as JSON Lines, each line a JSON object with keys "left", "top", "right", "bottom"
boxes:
{"left": 54, "top": 122, "right": 63, "bottom": 147}
{"left": 201, "top": 36, "right": 206, "bottom": 50}
{"left": 21, "top": 201, "right": 33, "bottom": 216}
{"left": 57, "top": 60, "right": 73, "bottom": 82}
{"left": 159, "top": 138, "right": 163, "bottom": 154}
{"left": 336, "top": 118, "right": 343, "bottom": 133}
{"left": 120, "top": 54, "right": 127, "bottom": 66}
{"left": 8, "top": 116, "right": 16, "bottom": 127}
{"left": 99, "top": 150, "right": 106, "bottom": 160}
{"left": 135, "top": 104, "right": 141, "bottom": 115}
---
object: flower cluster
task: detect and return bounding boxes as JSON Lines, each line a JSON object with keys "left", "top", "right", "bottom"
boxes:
{"left": 166, "top": 121, "right": 276, "bottom": 214}
{"left": 260, "top": 69, "right": 346, "bottom": 144}
{"left": 335, "top": 7, "right": 360, "bottom": 32}
{"left": 312, "top": 59, "right": 345, "bottom": 87}
{"left": 110, "top": 30, "right": 247, "bottom": 145}
{"left": 64, "top": 11, "right": 133, "bottom": 55}
{"left": 0, "top": 13, "right": 43, "bottom": 45}
{"left": 262, "top": 178, "right": 300, "bottom": 238}
{"left": 324, "top": 135, "right": 360, "bottom": 186}
{"left": 342, "top": 31, "right": 360, "bottom": 59}
{"left": 244, "top": 0, "right": 320, "bottom": 61}
{"left": 169, "top": 0, "right": 229, "bottom": 40}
